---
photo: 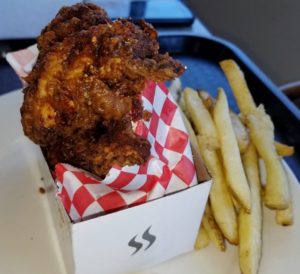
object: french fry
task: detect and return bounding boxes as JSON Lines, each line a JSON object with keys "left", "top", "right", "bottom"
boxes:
{"left": 180, "top": 111, "right": 210, "bottom": 180}
{"left": 184, "top": 87, "right": 219, "bottom": 149}
{"left": 258, "top": 159, "right": 267, "bottom": 186}
{"left": 275, "top": 141, "right": 295, "bottom": 157}
{"left": 276, "top": 201, "right": 293, "bottom": 226}
{"left": 195, "top": 224, "right": 210, "bottom": 250}
{"left": 213, "top": 88, "right": 251, "bottom": 212}
{"left": 202, "top": 204, "right": 226, "bottom": 251}
{"left": 275, "top": 164, "right": 293, "bottom": 226}
{"left": 247, "top": 105, "right": 290, "bottom": 210}
{"left": 199, "top": 90, "right": 249, "bottom": 153}
{"left": 181, "top": 110, "right": 198, "bottom": 146}
{"left": 232, "top": 195, "right": 241, "bottom": 213}
{"left": 198, "top": 90, "right": 211, "bottom": 101}
{"left": 198, "top": 135, "right": 238, "bottom": 244}
{"left": 229, "top": 111, "right": 249, "bottom": 154}
{"left": 259, "top": 157, "right": 293, "bottom": 224}
{"left": 239, "top": 143, "right": 263, "bottom": 274}
{"left": 179, "top": 95, "right": 186, "bottom": 114}
{"left": 198, "top": 90, "right": 215, "bottom": 113}
{"left": 220, "top": 59, "right": 256, "bottom": 115}
{"left": 168, "top": 78, "right": 182, "bottom": 102}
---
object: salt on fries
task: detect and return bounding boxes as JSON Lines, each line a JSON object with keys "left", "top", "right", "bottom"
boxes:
{"left": 170, "top": 58, "right": 294, "bottom": 274}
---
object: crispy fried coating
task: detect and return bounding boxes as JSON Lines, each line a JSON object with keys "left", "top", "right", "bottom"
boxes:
{"left": 37, "top": 3, "right": 111, "bottom": 55}
{"left": 21, "top": 3, "right": 185, "bottom": 177}
{"left": 44, "top": 119, "right": 151, "bottom": 178}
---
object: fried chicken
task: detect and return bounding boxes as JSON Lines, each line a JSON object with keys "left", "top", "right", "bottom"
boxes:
{"left": 37, "top": 3, "right": 111, "bottom": 55}
{"left": 43, "top": 118, "right": 151, "bottom": 178}
{"left": 21, "top": 3, "right": 185, "bottom": 178}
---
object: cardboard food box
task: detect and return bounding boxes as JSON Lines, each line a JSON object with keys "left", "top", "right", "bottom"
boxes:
{"left": 37, "top": 146, "right": 211, "bottom": 274}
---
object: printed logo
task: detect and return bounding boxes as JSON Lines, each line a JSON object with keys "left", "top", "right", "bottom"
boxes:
{"left": 128, "top": 226, "right": 157, "bottom": 255}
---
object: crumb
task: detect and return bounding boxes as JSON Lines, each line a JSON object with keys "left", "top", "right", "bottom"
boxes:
{"left": 40, "top": 177, "right": 44, "bottom": 181}
{"left": 39, "top": 187, "right": 46, "bottom": 194}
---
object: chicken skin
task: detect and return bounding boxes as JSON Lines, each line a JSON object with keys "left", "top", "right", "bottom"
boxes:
{"left": 21, "top": 3, "right": 185, "bottom": 178}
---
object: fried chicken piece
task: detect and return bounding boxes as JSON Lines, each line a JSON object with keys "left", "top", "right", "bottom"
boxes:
{"left": 21, "top": 4, "right": 185, "bottom": 177}
{"left": 44, "top": 119, "right": 150, "bottom": 179}
{"left": 37, "top": 3, "right": 111, "bottom": 55}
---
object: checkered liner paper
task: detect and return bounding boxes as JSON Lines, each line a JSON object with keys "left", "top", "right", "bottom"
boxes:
{"left": 6, "top": 45, "right": 197, "bottom": 222}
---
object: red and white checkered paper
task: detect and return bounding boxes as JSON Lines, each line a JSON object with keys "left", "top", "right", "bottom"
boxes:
{"left": 6, "top": 46, "right": 197, "bottom": 222}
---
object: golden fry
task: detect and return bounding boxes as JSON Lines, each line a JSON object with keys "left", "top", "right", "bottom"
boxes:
{"left": 198, "top": 135, "right": 238, "bottom": 244}
{"left": 179, "top": 93, "right": 187, "bottom": 114}
{"left": 213, "top": 88, "right": 251, "bottom": 212}
{"left": 247, "top": 105, "right": 290, "bottom": 210}
{"left": 220, "top": 59, "right": 256, "bottom": 115}
{"left": 276, "top": 202, "right": 293, "bottom": 226}
{"left": 168, "top": 78, "right": 182, "bottom": 103}
{"left": 180, "top": 111, "right": 210, "bottom": 181}
{"left": 199, "top": 90, "right": 249, "bottom": 153}
{"left": 239, "top": 143, "right": 263, "bottom": 274}
{"left": 275, "top": 164, "right": 293, "bottom": 226}
{"left": 195, "top": 224, "right": 210, "bottom": 250}
{"left": 198, "top": 90, "right": 215, "bottom": 113}
{"left": 258, "top": 158, "right": 267, "bottom": 187}
{"left": 232, "top": 195, "right": 241, "bottom": 213}
{"left": 229, "top": 111, "right": 249, "bottom": 154}
{"left": 275, "top": 141, "right": 295, "bottom": 157}
{"left": 202, "top": 204, "right": 226, "bottom": 251}
{"left": 184, "top": 87, "right": 219, "bottom": 149}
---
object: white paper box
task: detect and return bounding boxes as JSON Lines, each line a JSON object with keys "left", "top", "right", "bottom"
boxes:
{"left": 38, "top": 147, "right": 211, "bottom": 274}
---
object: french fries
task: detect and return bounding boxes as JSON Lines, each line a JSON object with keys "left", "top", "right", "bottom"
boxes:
{"left": 276, "top": 201, "right": 293, "bottom": 226}
{"left": 259, "top": 151, "right": 293, "bottom": 225}
{"left": 275, "top": 164, "right": 293, "bottom": 226}
{"left": 184, "top": 88, "right": 239, "bottom": 243}
{"left": 198, "top": 135, "right": 238, "bottom": 244}
{"left": 220, "top": 59, "right": 291, "bottom": 211}
{"left": 239, "top": 143, "right": 263, "bottom": 274}
{"left": 194, "top": 224, "right": 210, "bottom": 250}
{"left": 275, "top": 141, "right": 295, "bottom": 157}
{"left": 220, "top": 59, "right": 256, "bottom": 115}
{"left": 199, "top": 90, "right": 250, "bottom": 154}
{"left": 229, "top": 111, "right": 249, "bottom": 153}
{"left": 168, "top": 78, "right": 182, "bottom": 102}
{"left": 202, "top": 204, "right": 226, "bottom": 251}
{"left": 183, "top": 88, "right": 238, "bottom": 243}
{"left": 213, "top": 88, "right": 251, "bottom": 212}
{"left": 180, "top": 110, "right": 210, "bottom": 181}
{"left": 247, "top": 106, "right": 289, "bottom": 210}
{"left": 184, "top": 87, "right": 219, "bottom": 149}
{"left": 198, "top": 90, "right": 215, "bottom": 113}
{"left": 178, "top": 58, "right": 294, "bottom": 274}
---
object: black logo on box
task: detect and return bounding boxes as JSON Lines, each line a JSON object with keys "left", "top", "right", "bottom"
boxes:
{"left": 128, "top": 226, "right": 156, "bottom": 255}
